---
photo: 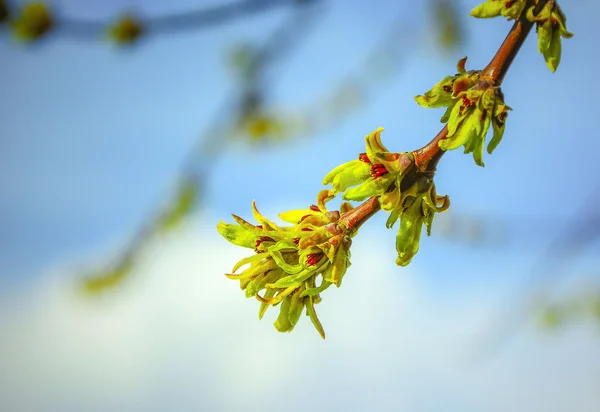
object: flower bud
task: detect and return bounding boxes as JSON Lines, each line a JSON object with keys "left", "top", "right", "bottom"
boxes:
{"left": 108, "top": 15, "right": 144, "bottom": 45}
{"left": 470, "top": 0, "right": 527, "bottom": 21}
{"left": 12, "top": 2, "right": 52, "bottom": 43}
{"left": 526, "top": 1, "right": 573, "bottom": 72}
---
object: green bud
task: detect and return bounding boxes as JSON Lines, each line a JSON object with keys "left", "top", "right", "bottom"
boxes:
{"left": 12, "top": 2, "right": 52, "bottom": 43}
{"left": 394, "top": 180, "right": 449, "bottom": 266}
{"left": 324, "top": 128, "right": 415, "bottom": 206}
{"left": 526, "top": 2, "right": 573, "bottom": 72}
{"left": 395, "top": 200, "right": 424, "bottom": 267}
{"left": 470, "top": 0, "right": 526, "bottom": 20}
{"left": 414, "top": 57, "right": 480, "bottom": 123}
{"left": 108, "top": 15, "right": 144, "bottom": 45}
{"left": 322, "top": 159, "right": 371, "bottom": 193}
{"left": 439, "top": 83, "right": 511, "bottom": 167}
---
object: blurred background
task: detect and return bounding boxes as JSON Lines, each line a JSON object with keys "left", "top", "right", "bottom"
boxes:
{"left": 1, "top": 0, "right": 599, "bottom": 411}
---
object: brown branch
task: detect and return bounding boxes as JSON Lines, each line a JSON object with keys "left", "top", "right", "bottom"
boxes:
{"left": 413, "top": 125, "right": 448, "bottom": 172}
{"left": 480, "top": 9, "right": 536, "bottom": 84}
{"left": 340, "top": 197, "right": 381, "bottom": 231}
{"left": 346, "top": 0, "right": 546, "bottom": 226}
{"left": 415, "top": 0, "right": 545, "bottom": 172}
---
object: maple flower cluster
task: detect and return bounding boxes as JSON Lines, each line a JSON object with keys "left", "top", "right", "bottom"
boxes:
{"left": 217, "top": 0, "right": 573, "bottom": 338}
{"left": 217, "top": 191, "right": 355, "bottom": 338}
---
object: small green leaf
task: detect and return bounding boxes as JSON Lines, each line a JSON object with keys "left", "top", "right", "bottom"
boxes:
{"left": 488, "top": 103, "right": 509, "bottom": 154}
{"left": 395, "top": 212, "right": 424, "bottom": 267}
{"left": 258, "top": 289, "right": 276, "bottom": 319}
{"left": 323, "top": 242, "right": 350, "bottom": 286}
{"left": 306, "top": 296, "right": 325, "bottom": 339}
{"left": 543, "top": 27, "right": 562, "bottom": 72}
{"left": 538, "top": 19, "right": 553, "bottom": 53}
{"left": 322, "top": 160, "right": 371, "bottom": 193}
{"left": 274, "top": 296, "right": 293, "bottom": 332}
{"left": 300, "top": 277, "right": 332, "bottom": 297}
{"left": 267, "top": 267, "right": 316, "bottom": 289}
{"left": 470, "top": 1, "right": 504, "bottom": 19}
{"left": 268, "top": 248, "right": 304, "bottom": 275}
{"left": 216, "top": 221, "right": 259, "bottom": 249}
{"left": 231, "top": 253, "right": 267, "bottom": 274}
{"left": 286, "top": 290, "right": 305, "bottom": 330}
{"left": 471, "top": 0, "right": 525, "bottom": 20}
{"left": 342, "top": 174, "right": 394, "bottom": 201}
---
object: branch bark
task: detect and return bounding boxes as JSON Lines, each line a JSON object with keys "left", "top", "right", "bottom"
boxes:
{"left": 346, "top": 0, "right": 546, "bottom": 228}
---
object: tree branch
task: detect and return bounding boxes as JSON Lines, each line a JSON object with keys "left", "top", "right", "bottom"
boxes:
{"left": 346, "top": 0, "right": 547, "bottom": 229}
{"left": 54, "top": 0, "right": 300, "bottom": 39}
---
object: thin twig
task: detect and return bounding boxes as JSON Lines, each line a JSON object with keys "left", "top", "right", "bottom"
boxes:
{"left": 343, "top": 0, "right": 546, "bottom": 228}
{"left": 56, "top": 0, "right": 298, "bottom": 39}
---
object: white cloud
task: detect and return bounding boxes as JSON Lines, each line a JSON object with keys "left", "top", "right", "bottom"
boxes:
{"left": 1, "top": 220, "right": 599, "bottom": 412}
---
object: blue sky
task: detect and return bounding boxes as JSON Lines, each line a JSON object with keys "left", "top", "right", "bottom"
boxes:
{"left": 1, "top": 0, "right": 599, "bottom": 410}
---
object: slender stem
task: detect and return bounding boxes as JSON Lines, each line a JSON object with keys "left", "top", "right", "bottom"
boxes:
{"left": 480, "top": 5, "right": 537, "bottom": 84}
{"left": 51, "top": 0, "right": 297, "bottom": 39}
{"left": 413, "top": 125, "right": 448, "bottom": 172}
{"left": 413, "top": 0, "right": 543, "bottom": 173}
{"left": 340, "top": 197, "right": 380, "bottom": 231}
{"left": 352, "top": 1, "right": 544, "bottom": 221}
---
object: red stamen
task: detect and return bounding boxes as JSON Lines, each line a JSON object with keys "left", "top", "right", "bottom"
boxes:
{"left": 442, "top": 85, "right": 452, "bottom": 92}
{"left": 255, "top": 236, "right": 273, "bottom": 250}
{"left": 293, "top": 238, "right": 300, "bottom": 246}
{"left": 300, "top": 214, "right": 311, "bottom": 222}
{"left": 370, "top": 163, "right": 389, "bottom": 178}
{"left": 505, "top": 0, "right": 513, "bottom": 8}
{"left": 462, "top": 95, "right": 473, "bottom": 107}
{"left": 306, "top": 253, "right": 323, "bottom": 267}
{"left": 301, "top": 227, "right": 313, "bottom": 232}
{"left": 309, "top": 204, "right": 320, "bottom": 212}
{"left": 358, "top": 153, "right": 371, "bottom": 163}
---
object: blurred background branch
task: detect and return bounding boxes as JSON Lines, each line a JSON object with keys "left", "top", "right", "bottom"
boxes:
{"left": 1, "top": 0, "right": 310, "bottom": 43}
{"left": 471, "top": 184, "right": 600, "bottom": 359}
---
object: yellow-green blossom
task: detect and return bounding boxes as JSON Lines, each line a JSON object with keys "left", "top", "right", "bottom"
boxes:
{"left": 440, "top": 84, "right": 511, "bottom": 167}
{"left": 415, "top": 58, "right": 510, "bottom": 166}
{"left": 526, "top": 1, "right": 573, "bottom": 72}
{"left": 217, "top": 193, "right": 354, "bottom": 338}
{"left": 391, "top": 177, "right": 449, "bottom": 266}
{"left": 414, "top": 57, "right": 480, "bottom": 123}
{"left": 471, "top": 0, "right": 527, "bottom": 21}
{"left": 323, "top": 127, "right": 414, "bottom": 202}
{"left": 323, "top": 128, "right": 450, "bottom": 266}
